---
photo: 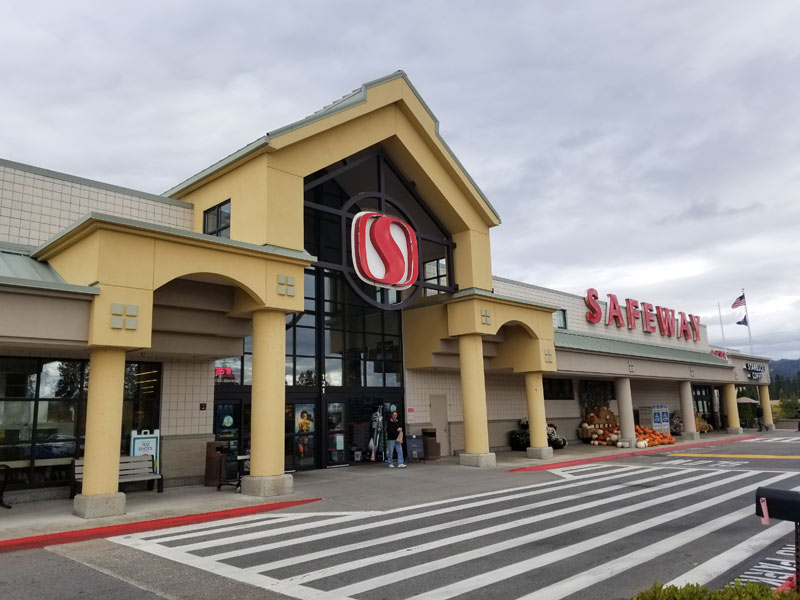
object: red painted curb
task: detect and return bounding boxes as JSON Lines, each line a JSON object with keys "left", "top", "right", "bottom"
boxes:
{"left": 508, "top": 435, "right": 760, "bottom": 472}
{"left": 0, "top": 497, "right": 321, "bottom": 554}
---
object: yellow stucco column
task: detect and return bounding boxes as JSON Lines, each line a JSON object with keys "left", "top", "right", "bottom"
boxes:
{"left": 759, "top": 384, "right": 774, "bottom": 430}
{"left": 458, "top": 333, "right": 495, "bottom": 467}
{"left": 524, "top": 371, "right": 553, "bottom": 460}
{"left": 722, "top": 383, "right": 742, "bottom": 433}
{"left": 679, "top": 381, "right": 699, "bottom": 440}
{"left": 242, "top": 309, "right": 293, "bottom": 496}
{"left": 74, "top": 346, "right": 127, "bottom": 519}
{"left": 614, "top": 378, "right": 636, "bottom": 448}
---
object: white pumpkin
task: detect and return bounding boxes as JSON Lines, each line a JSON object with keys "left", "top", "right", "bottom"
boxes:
{"left": 616, "top": 441, "right": 623, "bottom": 448}
{"left": 609, "top": 434, "right": 618, "bottom": 442}
{"left": 636, "top": 440, "right": 646, "bottom": 449}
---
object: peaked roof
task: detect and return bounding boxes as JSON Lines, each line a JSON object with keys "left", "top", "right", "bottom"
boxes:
{"left": 164, "top": 71, "right": 501, "bottom": 223}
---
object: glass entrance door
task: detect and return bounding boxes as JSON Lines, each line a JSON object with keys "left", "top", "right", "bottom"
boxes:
{"left": 327, "top": 402, "right": 347, "bottom": 466}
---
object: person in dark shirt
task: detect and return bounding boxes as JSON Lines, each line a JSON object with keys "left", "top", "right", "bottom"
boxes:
{"left": 385, "top": 411, "right": 406, "bottom": 468}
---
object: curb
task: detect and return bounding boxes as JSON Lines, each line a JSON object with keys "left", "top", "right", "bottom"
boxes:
{"left": 0, "top": 497, "right": 321, "bottom": 554}
{"left": 508, "top": 435, "right": 760, "bottom": 472}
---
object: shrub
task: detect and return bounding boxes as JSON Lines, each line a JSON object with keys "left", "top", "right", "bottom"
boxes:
{"left": 632, "top": 581, "right": 800, "bottom": 599}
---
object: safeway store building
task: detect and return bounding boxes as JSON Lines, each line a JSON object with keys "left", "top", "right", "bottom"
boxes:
{"left": 0, "top": 72, "right": 772, "bottom": 518}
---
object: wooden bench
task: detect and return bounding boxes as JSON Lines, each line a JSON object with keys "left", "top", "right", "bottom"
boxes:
{"left": 70, "top": 455, "right": 163, "bottom": 499}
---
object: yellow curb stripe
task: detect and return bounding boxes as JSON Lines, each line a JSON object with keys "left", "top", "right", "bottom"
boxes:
{"left": 669, "top": 453, "right": 800, "bottom": 459}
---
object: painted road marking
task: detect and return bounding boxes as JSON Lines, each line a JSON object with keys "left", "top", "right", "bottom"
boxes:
{"left": 394, "top": 472, "right": 792, "bottom": 600}
{"left": 655, "top": 458, "right": 750, "bottom": 468}
{"left": 279, "top": 469, "right": 707, "bottom": 583}
{"left": 667, "top": 522, "right": 795, "bottom": 587}
{"left": 520, "top": 498, "right": 798, "bottom": 600}
{"left": 670, "top": 453, "right": 800, "bottom": 459}
{"left": 196, "top": 466, "right": 663, "bottom": 560}
{"left": 734, "top": 543, "right": 799, "bottom": 587}
{"left": 111, "top": 467, "right": 800, "bottom": 600}
{"left": 742, "top": 437, "right": 800, "bottom": 443}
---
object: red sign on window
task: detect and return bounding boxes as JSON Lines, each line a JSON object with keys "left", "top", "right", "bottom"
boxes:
{"left": 215, "top": 367, "right": 232, "bottom": 376}
{"left": 351, "top": 211, "right": 419, "bottom": 290}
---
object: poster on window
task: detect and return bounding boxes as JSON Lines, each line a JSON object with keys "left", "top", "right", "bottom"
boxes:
{"left": 295, "top": 404, "right": 315, "bottom": 434}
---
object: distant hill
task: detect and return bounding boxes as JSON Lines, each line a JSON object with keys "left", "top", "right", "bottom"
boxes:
{"left": 771, "top": 359, "right": 800, "bottom": 379}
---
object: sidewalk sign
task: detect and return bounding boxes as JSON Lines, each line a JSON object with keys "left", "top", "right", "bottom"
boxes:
{"left": 131, "top": 429, "right": 160, "bottom": 473}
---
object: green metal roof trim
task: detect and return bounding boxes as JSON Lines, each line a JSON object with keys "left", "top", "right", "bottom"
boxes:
{"left": 0, "top": 158, "right": 193, "bottom": 209}
{"left": 555, "top": 330, "right": 732, "bottom": 367}
{"left": 726, "top": 350, "right": 772, "bottom": 362}
{"left": 451, "top": 287, "right": 559, "bottom": 311}
{"left": 33, "top": 212, "right": 317, "bottom": 263}
{"left": 0, "top": 246, "right": 98, "bottom": 296}
{"left": 163, "top": 71, "right": 502, "bottom": 223}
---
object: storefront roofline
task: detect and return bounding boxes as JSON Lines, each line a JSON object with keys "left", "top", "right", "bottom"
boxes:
{"left": 725, "top": 350, "right": 772, "bottom": 363}
{"left": 32, "top": 212, "right": 317, "bottom": 264}
{"left": 555, "top": 329, "right": 732, "bottom": 368}
{"left": 0, "top": 157, "right": 192, "bottom": 209}
{"left": 163, "top": 71, "right": 502, "bottom": 224}
{"left": 0, "top": 275, "right": 99, "bottom": 297}
{"left": 404, "top": 286, "right": 559, "bottom": 313}
{"left": 0, "top": 243, "right": 99, "bottom": 296}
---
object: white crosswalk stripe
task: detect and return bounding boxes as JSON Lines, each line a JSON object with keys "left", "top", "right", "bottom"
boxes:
{"left": 110, "top": 466, "right": 800, "bottom": 600}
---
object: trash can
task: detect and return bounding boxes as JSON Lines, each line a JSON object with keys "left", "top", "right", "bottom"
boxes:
{"left": 204, "top": 441, "right": 226, "bottom": 487}
{"left": 422, "top": 427, "right": 440, "bottom": 460}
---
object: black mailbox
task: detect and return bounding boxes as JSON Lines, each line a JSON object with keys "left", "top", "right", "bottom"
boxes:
{"left": 755, "top": 487, "right": 800, "bottom": 521}
{"left": 755, "top": 487, "right": 800, "bottom": 587}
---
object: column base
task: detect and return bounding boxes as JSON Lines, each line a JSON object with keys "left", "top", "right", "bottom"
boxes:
{"left": 459, "top": 453, "right": 496, "bottom": 468}
{"left": 621, "top": 438, "right": 638, "bottom": 449}
{"left": 526, "top": 446, "right": 553, "bottom": 460}
{"left": 727, "top": 427, "right": 744, "bottom": 435}
{"left": 764, "top": 424, "right": 776, "bottom": 431}
{"left": 73, "top": 492, "right": 126, "bottom": 519}
{"left": 241, "top": 474, "right": 293, "bottom": 497}
{"left": 681, "top": 432, "right": 701, "bottom": 441}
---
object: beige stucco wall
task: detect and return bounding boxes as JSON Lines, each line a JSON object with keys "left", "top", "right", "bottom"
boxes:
{"left": 0, "top": 288, "right": 91, "bottom": 351}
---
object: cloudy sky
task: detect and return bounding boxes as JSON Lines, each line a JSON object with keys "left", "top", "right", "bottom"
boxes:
{"left": 2, "top": 1, "right": 799, "bottom": 359}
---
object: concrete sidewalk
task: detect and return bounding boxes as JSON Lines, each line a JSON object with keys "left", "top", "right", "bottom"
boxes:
{"left": 0, "top": 429, "right": 776, "bottom": 544}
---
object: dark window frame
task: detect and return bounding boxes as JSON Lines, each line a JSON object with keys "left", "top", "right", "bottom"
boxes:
{"left": 203, "top": 199, "right": 231, "bottom": 238}
{"left": 304, "top": 148, "right": 456, "bottom": 311}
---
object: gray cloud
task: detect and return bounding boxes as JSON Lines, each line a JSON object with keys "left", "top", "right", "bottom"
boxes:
{"left": 2, "top": 0, "right": 799, "bottom": 358}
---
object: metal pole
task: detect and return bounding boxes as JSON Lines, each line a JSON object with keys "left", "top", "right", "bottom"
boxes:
{"left": 742, "top": 288, "right": 754, "bottom": 355}
{"left": 717, "top": 302, "right": 728, "bottom": 355}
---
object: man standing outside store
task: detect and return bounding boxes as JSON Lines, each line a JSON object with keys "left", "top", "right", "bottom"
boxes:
{"left": 386, "top": 411, "right": 406, "bottom": 468}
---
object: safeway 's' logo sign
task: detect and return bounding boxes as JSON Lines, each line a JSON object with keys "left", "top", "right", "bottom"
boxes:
{"left": 351, "top": 211, "right": 419, "bottom": 290}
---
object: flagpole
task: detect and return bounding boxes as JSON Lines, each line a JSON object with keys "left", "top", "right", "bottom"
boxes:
{"left": 717, "top": 302, "right": 728, "bottom": 355}
{"left": 742, "top": 287, "right": 754, "bottom": 354}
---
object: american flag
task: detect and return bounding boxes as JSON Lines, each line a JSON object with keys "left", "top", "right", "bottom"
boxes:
{"left": 731, "top": 293, "right": 746, "bottom": 309}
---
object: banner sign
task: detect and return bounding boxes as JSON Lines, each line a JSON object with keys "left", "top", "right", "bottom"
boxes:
{"left": 584, "top": 288, "right": 701, "bottom": 341}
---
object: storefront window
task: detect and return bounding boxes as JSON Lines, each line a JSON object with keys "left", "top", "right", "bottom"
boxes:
{"left": 544, "top": 378, "right": 574, "bottom": 400}
{"left": 0, "top": 357, "right": 160, "bottom": 489}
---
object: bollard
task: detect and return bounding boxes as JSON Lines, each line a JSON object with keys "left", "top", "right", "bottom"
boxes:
{"left": 755, "top": 487, "right": 800, "bottom": 588}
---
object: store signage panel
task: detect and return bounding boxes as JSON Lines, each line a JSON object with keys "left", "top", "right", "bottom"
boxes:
{"left": 745, "top": 362, "right": 765, "bottom": 380}
{"left": 584, "top": 288, "right": 702, "bottom": 341}
{"left": 351, "top": 211, "right": 419, "bottom": 290}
